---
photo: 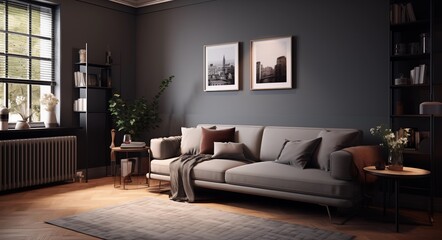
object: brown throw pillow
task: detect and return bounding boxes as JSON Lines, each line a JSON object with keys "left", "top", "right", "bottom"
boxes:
{"left": 200, "top": 127, "right": 235, "bottom": 154}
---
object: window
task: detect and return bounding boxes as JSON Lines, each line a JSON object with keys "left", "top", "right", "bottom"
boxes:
{"left": 0, "top": 0, "right": 55, "bottom": 123}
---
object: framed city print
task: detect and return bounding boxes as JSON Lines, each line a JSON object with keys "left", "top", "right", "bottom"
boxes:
{"left": 250, "top": 36, "right": 292, "bottom": 90}
{"left": 204, "top": 42, "right": 239, "bottom": 91}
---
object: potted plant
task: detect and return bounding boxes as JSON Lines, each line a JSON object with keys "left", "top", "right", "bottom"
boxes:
{"left": 12, "top": 96, "right": 33, "bottom": 129}
{"left": 109, "top": 76, "right": 174, "bottom": 140}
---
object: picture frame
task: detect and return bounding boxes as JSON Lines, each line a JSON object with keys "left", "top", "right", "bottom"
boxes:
{"left": 204, "top": 42, "right": 239, "bottom": 91}
{"left": 250, "top": 36, "right": 292, "bottom": 90}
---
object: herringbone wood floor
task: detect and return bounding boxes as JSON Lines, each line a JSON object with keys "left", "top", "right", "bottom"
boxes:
{"left": 0, "top": 177, "right": 440, "bottom": 240}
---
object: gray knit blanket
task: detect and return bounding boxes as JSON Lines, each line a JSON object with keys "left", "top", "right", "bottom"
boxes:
{"left": 169, "top": 154, "right": 213, "bottom": 202}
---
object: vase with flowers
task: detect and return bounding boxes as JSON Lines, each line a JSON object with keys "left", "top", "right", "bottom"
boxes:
{"left": 41, "top": 93, "right": 59, "bottom": 128}
{"left": 370, "top": 125, "right": 410, "bottom": 171}
{"left": 13, "top": 96, "right": 33, "bottom": 130}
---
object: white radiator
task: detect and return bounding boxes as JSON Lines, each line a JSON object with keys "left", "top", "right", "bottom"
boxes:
{"left": 0, "top": 136, "right": 77, "bottom": 191}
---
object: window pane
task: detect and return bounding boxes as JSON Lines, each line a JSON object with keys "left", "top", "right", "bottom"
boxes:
{"left": 8, "top": 1, "right": 29, "bottom": 34}
{"left": 0, "top": 1, "right": 5, "bottom": 31}
{"left": 31, "top": 5, "right": 52, "bottom": 38}
{"left": 8, "top": 83, "right": 29, "bottom": 122}
{"left": 32, "top": 85, "right": 50, "bottom": 122}
{"left": 8, "top": 33, "right": 29, "bottom": 56}
{"left": 0, "top": 83, "right": 4, "bottom": 107}
{"left": 0, "top": 55, "right": 4, "bottom": 78}
{"left": 31, "top": 37, "right": 52, "bottom": 58}
{"left": 31, "top": 59, "right": 52, "bottom": 81}
{"left": 7, "top": 56, "right": 29, "bottom": 79}
{"left": 0, "top": 32, "right": 5, "bottom": 53}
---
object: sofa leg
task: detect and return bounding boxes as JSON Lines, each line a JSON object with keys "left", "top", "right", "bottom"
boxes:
{"left": 323, "top": 205, "right": 357, "bottom": 225}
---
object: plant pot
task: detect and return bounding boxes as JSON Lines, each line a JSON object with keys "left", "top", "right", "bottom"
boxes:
{"left": 15, "top": 120, "right": 30, "bottom": 130}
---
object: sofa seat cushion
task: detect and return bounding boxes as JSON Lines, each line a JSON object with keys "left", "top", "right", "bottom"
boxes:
{"left": 150, "top": 157, "right": 249, "bottom": 183}
{"left": 151, "top": 158, "right": 178, "bottom": 175}
{"left": 191, "top": 159, "right": 249, "bottom": 183}
{"left": 225, "top": 162, "right": 359, "bottom": 199}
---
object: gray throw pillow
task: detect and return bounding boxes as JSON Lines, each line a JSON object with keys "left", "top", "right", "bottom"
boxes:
{"left": 180, "top": 126, "right": 215, "bottom": 155}
{"left": 315, "top": 130, "right": 360, "bottom": 171}
{"left": 212, "top": 142, "right": 246, "bottom": 160}
{"left": 275, "top": 138, "right": 322, "bottom": 169}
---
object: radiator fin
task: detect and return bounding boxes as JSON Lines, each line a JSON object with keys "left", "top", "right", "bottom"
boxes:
{"left": 0, "top": 136, "right": 77, "bottom": 191}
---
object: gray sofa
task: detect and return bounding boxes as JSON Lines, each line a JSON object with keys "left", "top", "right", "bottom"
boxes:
{"left": 147, "top": 124, "right": 364, "bottom": 211}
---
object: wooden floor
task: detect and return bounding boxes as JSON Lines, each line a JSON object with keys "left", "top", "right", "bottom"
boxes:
{"left": 0, "top": 177, "right": 440, "bottom": 240}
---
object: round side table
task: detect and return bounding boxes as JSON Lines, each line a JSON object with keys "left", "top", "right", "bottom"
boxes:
{"left": 363, "top": 166, "right": 432, "bottom": 232}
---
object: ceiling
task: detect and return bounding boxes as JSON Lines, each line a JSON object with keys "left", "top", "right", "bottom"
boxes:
{"left": 109, "top": 0, "right": 173, "bottom": 8}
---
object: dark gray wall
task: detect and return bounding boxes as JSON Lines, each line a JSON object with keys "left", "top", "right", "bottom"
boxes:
{"left": 55, "top": 0, "right": 136, "bottom": 127}
{"left": 135, "top": 0, "right": 390, "bottom": 143}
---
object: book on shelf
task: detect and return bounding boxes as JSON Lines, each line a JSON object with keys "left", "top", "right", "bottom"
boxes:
{"left": 120, "top": 142, "right": 146, "bottom": 149}
{"left": 390, "top": 3, "right": 416, "bottom": 25}
{"left": 74, "top": 71, "right": 100, "bottom": 87}
{"left": 73, "top": 98, "right": 87, "bottom": 112}
{"left": 409, "top": 64, "right": 428, "bottom": 84}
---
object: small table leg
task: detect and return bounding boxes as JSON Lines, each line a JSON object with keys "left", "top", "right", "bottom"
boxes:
{"left": 395, "top": 179, "right": 399, "bottom": 233}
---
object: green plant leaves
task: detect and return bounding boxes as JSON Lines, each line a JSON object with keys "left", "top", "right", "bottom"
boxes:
{"left": 109, "top": 75, "right": 174, "bottom": 140}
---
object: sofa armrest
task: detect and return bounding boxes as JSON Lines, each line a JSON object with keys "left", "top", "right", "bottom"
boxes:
{"left": 150, "top": 136, "right": 182, "bottom": 159}
{"left": 330, "top": 150, "right": 356, "bottom": 180}
{"left": 331, "top": 145, "right": 382, "bottom": 183}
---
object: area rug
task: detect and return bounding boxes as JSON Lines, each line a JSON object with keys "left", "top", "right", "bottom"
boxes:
{"left": 46, "top": 197, "right": 354, "bottom": 240}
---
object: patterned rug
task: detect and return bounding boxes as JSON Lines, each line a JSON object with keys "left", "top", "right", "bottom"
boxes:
{"left": 46, "top": 197, "right": 354, "bottom": 240}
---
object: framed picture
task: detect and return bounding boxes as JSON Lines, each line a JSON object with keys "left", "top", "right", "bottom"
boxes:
{"left": 250, "top": 36, "right": 292, "bottom": 90}
{"left": 204, "top": 42, "right": 239, "bottom": 91}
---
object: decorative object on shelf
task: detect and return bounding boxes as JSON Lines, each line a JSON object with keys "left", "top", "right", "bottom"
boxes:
{"left": 419, "top": 102, "right": 442, "bottom": 115}
{"left": 41, "top": 93, "right": 59, "bottom": 128}
{"left": 79, "top": 49, "right": 86, "bottom": 63}
{"left": 105, "top": 50, "right": 112, "bottom": 65}
{"left": 420, "top": 33, "right": 430, "bottom": 54}
{"left": 0, "top": 107, "right": 9, "bottom": 130}
{"left": 251, "top": 36, "right": 292, "bottom": 90}
{"left": 370, "top": 125, "right": 410, "bottom": 171}
{"left": 123, "top": 134, "right": 132, "bottom": 144}
{"left": 109, "top": 75, "right": 174, "bottom": 140}
{"left": 203, "top": 42, "right": 239, "bottom": 92}
{"left": 394, "top": 43, "right": 407, "bottom": 56}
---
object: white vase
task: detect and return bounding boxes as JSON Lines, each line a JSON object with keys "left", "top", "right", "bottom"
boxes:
{"left": 43, "top": 109, "right": 58, "bottom": 128}
{"left": 15, "top": 120, "right": 30, "bottom": 130}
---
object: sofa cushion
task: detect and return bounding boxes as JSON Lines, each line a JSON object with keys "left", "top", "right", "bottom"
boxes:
{"left": 225, "top": 161, "right": 359, "bottom": 199}
{"left": 151, "top": 158, "right": 178, "bottom": 175}
{"left": 191, "top": 159, "right": 249, "bottom": 183}
{"left": 275, "top": 138, "right": 322, "bottom": 168}
{"left": 150, "top": 157, "right": 248, "bottom": 183}
{"left": 181, "top": 127, "right": 203, "bottom": 155}
{"left": 212, "top": 142, "right": 247, "bottom": 160}
{"left": 180, "top": 126, "right": 215, "bottom": 155}
{"left": 198, "top": 124, "right": 264, "bottom": 161}
{"left": 200, "top": 127, "right": 235, "bottom": 154}
{"left": 314, "top": 129, "right": 361, "bottom": 171}
{"left": 150, "top": 136, "right": 182, "bottom": 159}
{"left": 260, "top": 127, "right": 322, "bottom": 162}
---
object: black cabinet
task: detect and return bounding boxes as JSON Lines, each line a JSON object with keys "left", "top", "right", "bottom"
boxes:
{"left": 389, "top": 0, "right": 442, "bottom": 196}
